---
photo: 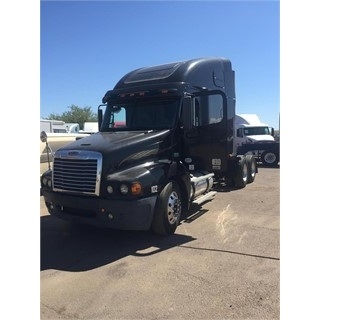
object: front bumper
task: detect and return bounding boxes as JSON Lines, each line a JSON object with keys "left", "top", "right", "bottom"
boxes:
{"left": 42, "top": 189, "right": 157, "bottom": 231}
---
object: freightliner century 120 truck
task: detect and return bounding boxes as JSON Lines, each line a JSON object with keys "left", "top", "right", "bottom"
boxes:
{"left": 40, "top": 57, "right": 258, "bottom": 235}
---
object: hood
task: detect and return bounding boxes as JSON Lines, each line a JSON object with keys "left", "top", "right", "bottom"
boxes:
{"left": 245, "top": 135, "right": 275, "bottom": 143}
{"left": 57, "top": 129, "right": 172, "bottom": 173}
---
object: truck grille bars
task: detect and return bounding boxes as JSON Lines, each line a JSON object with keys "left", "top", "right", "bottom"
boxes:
{"left": 52, "top": 150, "right": 102, "bottom": 196}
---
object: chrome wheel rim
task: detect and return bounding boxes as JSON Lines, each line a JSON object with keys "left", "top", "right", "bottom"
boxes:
{"left": 167, "top": 191, "right": 181, "bottom": 225}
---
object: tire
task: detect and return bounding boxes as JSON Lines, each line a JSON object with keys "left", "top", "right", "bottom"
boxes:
{"left": 232, "top": 157, "right": 248, "bottom": 189}
{"left": 151, "top": 181, "right": 182, "bottom": 236}
{"left": 261, "top": 150, "right": 279, "bottom": 167}
{"left": 245, "top": 155, "right": 257, "bottom": 184}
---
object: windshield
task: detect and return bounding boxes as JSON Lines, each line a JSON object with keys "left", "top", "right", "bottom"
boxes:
{"left": 101, "top": 97, "right": 180, "bottom": 131}
{"left": 244, "top": 126, "right": 270, "bottom": 136}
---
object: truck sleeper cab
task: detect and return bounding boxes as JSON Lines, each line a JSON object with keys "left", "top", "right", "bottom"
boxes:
{"left": 41, "top": 57, "right": 257, "bottom": 235}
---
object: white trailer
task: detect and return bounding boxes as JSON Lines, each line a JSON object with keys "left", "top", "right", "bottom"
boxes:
{"left": 80, "top": 122, "right": 99, "bottom": 133}
{"left": 40, "top": 119, "right": 68, "bottom": 133}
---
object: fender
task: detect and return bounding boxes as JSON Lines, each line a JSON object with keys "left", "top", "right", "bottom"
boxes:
{"left": 166, "top": 161, "right": 191, "bottom": 210}
{"left": 104, "top": 160, "right": 191, "bottom": 204}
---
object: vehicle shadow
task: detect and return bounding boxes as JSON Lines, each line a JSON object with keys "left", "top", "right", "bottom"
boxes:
{"left": 181, "top": 203, "right": 209, "bottom": 224}
{"left": 257, "top": 162, "right": 280, "bottom": 169}
{"left": 40, "top": 215, "right": 196, "bottom": 272}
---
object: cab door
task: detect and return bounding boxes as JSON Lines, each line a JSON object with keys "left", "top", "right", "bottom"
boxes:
{"left": 182, "top": 92, "right": 229, "bottom": 173}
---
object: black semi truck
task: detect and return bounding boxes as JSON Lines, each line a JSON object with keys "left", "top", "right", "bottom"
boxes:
{"left": 40, "top": 57, "right": 258, "bottom": 235}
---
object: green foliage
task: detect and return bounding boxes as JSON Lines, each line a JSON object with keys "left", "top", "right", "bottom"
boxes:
{"left": 45, "top": 105, "right": 97, "bottom": 130}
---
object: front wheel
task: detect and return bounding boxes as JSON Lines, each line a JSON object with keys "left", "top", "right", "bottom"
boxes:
{"left": 151, "top": 181, "right": 182, "bottom": 236}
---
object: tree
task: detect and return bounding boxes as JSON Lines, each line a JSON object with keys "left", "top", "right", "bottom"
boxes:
{"left": 45, "top": 105, "right": 97, "bottom": 130}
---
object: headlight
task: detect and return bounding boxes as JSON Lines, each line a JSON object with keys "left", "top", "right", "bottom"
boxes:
{"left": 107, "top": 185, "right": 114, "bottom": 194}
{"left": 120, "top": 184, "right": 129, "bottom": 195}
{"left": 41, "top": 174, "right": 52, "bottom": 188}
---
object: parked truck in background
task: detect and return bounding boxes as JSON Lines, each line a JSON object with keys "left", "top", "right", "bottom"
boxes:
{"left": 40, "top": 57, "right": 258, "bottom": 235}
{"left": 64, "top": 123, "right": 81, "bottom": 133}
{"left": 40, "top": 120, "right": 89, "bottom": 177}
{"left": 235, "top": 114, "right": 280, "bottom": 167}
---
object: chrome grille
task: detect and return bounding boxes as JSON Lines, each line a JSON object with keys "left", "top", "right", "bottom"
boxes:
{"left": 52, "top": 150, "right": 102, "bottom": 196}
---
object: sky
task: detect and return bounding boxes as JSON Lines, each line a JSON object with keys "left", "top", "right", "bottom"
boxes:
{"left": 40, "top": 0, "right": 280, "bottom": 129}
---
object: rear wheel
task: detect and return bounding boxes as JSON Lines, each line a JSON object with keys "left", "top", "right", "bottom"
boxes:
{"left": 261, "top": 150, "right": 279, "bottom": 167}
{"left": 246, "top": 155, "right": 257, "bottom": 184}
{"left": 151, "top": 181, "right": 182, "bottom": 236}
{"left": 232, "top": 157, "right": 248, "bottom": 189}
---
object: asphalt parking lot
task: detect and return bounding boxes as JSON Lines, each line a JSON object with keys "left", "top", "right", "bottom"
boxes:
{"left": 40, "top": 165, "right": 280, "bottom": 319}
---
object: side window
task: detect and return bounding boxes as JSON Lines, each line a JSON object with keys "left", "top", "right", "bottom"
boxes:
{"left": 195, "top": 93, "right": 223, "bottom": 127}
{"left": 207, "top": 94, "right": 223, "bottom": 125}
{"left": 107, "top": 105, "right": 127, "bottom": 128}
{"left": 113, "top": 108, "right": 126, "bottom": 127}
{"left": 237, "top": 128, "right": 243, "bottom": 137}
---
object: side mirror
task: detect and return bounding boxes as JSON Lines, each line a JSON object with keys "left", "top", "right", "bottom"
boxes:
{"left": 40, "top": 130, "right": 53, "bottom": 170}
{"left": 40, "top": 131, "right": 48, "bottom": 143}
{"left": 98, "top": 104, "right": 105, "bottom": 131}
